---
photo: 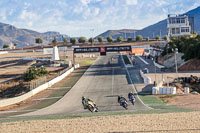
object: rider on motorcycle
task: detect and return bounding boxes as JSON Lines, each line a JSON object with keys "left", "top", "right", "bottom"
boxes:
{"left": 118, "top": 96, "right": 127, "bottom": 106}
{"left": 82, "top": 96, "right": 95, "bottom": 109}
{"left": 128, "top": 92, "right": 135, "bottom": 101}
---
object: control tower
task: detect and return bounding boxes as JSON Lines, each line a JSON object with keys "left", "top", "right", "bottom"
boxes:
{"left": 167, "top": 14, "right": 191, "bottom": 37}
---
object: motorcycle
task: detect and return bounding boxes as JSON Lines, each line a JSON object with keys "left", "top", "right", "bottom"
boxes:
{"left": 129, "top": 95, "right": 135, "bottom": 105}
{"left": 119, "top": 97, "right": 128, "bottom": 110}
{"left": 121, "top": 101, "right": 128, "bottom": 109}
{"left": 85, "top": 101, "right": 98, "bottom": 112}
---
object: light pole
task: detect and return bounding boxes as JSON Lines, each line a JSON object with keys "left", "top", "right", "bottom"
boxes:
{"left": 160, "top": 29, "right": 162, "bottom": 38}
{"left": 166, "top": 43, "right": 169, "bottom": 59}
{"left": 175, "top": 48, "right": 178, "bottom": 74}
{"left": 90, "top": 29, "right": 94, "bottom": 46}
{"left": 152, "top": 57, "right": 157, "bottom": 87}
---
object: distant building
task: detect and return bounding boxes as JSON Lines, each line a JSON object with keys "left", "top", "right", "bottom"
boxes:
{"left": 3, "top": 43, "right": 16, "bottom": 50}
{"left": 167, "top": 14, "right": 191, "bottom": 37}
{"left": 8, "top": 43, "right": 16, "bottom": 49}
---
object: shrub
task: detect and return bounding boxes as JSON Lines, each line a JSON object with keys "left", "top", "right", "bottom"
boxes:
{"left": 24, "top": 66, "right": 49, "bottom": 81}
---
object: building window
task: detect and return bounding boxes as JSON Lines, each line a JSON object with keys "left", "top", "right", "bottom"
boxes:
{"left": 181, "top": 27, "right": 190, "bottom": 33}
{"left": 172, "top": 18, "right": 176, "bottom": 24}
{"left": 176, "top": 28, "right": 180, "bottom": 34}
{"left": 177, "top": 18, "right": 181, "bottom": 23}
{"left": 172, "top": 28, "right": 176, "bottom": 34}
{"left": 181, "top": 19, "right": 185, "bottom": 23}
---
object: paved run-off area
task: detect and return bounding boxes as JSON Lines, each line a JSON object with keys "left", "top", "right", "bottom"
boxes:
{"left": 1, "top": 111, "right": 200, "bottom": 132}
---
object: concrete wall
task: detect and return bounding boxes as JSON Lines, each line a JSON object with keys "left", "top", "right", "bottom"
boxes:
{"left": 0, "top": 64, "right": 80, "bottom": 108}
{"left": 163, "top": 53, "right": 184, "bottom": 68}
{"left": 140, "top": 70, "right": 151, "bottom": 84}
{"left": 0, "top": 51, "right": 8, "bottom": 54}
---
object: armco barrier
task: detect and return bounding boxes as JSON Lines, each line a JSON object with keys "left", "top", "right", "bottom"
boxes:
{"left": 0, "top": 64, "right": 80, "bottom": 108}
{"left": 140, "top": 70, "right": 151, "bottom": 84}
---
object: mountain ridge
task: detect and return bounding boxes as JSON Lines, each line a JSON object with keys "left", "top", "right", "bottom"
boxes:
{"left": 0, "top": 23, "right": 69, "bottom": 48}
{"left": 96, "top": 6, "right": 200, "bottom": 39}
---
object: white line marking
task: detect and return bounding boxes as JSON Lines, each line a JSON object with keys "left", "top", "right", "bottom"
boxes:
{"left": 32, "top": 96, "right": 62, "bottom": 101}
{"left": 137, "top": 56, "right": 149, "bottom": 65}
{"left": 121, "top": 54, "right": 152, "bottom": 109}
{"left": 48, "top": 87, "right": 71, "bottom": 90}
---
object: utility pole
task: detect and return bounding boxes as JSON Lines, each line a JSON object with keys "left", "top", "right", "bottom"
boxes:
{"left": 160, "top": 30, "right": 162, "bottom": 38}
{"left": 175, "top": 48, "right": 178, "bottom": 75}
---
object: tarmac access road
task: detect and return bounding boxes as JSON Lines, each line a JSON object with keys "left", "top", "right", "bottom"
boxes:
{"left": 18, "top": 53, "right": 150, "bottom": 117}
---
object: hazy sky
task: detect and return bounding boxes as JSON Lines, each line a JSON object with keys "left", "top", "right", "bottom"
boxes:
{"left": 0, "top": 0, "right": 200, "bottom": 38}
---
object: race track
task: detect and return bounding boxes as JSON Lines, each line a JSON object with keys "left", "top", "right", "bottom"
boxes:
{"left": 20, "top": 53, "right": 150, "bottom": 117}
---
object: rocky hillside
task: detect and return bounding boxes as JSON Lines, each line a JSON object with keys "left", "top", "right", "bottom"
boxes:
{"left": 96, "top": 29, "right": 138, "bottom": 39}
{"left": 0, "top": 23, "right": 69, "bottom": 48}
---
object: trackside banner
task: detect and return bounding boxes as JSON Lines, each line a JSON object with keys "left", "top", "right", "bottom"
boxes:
{"left": 74, "top": 46, "right": 131, "bottom": 53}
{"left": 105, "top": 46, "right": 131, "bottom": 52}
{"left": 74, "top": 47, "right": 100, "bottom": 53}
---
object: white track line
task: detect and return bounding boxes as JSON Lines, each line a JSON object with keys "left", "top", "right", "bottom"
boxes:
{"left": 48, "top": 87, "right": 71, "bottom": 90}
{"left": 137, "top": 56, "right": 149, "bottom": 65}
{"left": 121, "top": 54, "right": 152, "bottom": 109}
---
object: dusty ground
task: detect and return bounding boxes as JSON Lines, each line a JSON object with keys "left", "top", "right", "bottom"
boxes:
{"left": 1, "top": 112, "right": 200, "bottom": 133}
{"left": 0, "top": 70, "right": 75, "bottom": 112}
{"left": 161, "top": 94, "right": 200, "bottom": 110}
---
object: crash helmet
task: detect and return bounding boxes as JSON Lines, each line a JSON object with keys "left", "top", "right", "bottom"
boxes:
{"left": 82, "top": 96, "right": 86, "bottom": 100}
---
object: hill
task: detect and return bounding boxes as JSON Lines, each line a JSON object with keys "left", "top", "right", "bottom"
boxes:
{"left": 0, "top": 23, "right": 69, "bottom": 48}
{"left": 96, "top": 29, "right": 138, "bottom": 39}
{"left": 97, "top": 6, "right": 200, "bottom": 39}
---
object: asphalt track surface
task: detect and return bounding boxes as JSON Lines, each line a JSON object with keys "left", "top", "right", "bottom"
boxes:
{"left": 19, "top": 53, "right": 150, "bottom": 117}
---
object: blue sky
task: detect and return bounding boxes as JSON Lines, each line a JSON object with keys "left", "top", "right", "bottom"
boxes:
{"left": 0, "top": 0, "right": 200, "bottom": 38}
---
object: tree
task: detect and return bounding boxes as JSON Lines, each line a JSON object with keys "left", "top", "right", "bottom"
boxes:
{"left": 98, "top": 36, "right": 103, "bottom": 43}
{"left": 127, "top": 36, "right": 132, "bottom": 42}
{"left": 63, "top": 37, "right": 68, "bottom": 43}
{"left": 146, "top": 37, "right": 150, "bottom": 41}
{"left": 78, "top": 37, "right": 87, "bottom": 44}
{"left": 88, "top": 37, "right": 94, "bottom": 45}
{"left": 70, "top": 37, "right": 76, "bottom": 45}
{"left": 117, "top": 36, "right": 123, "bottom": 42}
{"left": 156, "top": 36, "right": 161, "bottom": 41}
{"left": 24, "top": 66, "right": 49, "bottom": 81}
{"left": 136, "top": 35, "right": 143, "bottom": 41}
{"left": 35, "top": 38, "right": 43, "bottom": 44}
{"left": 163, "top": 35, "right": 168, "bottom": 40}
{"left": 161, "top": 35, "right": 200, "bottom": 61}
{"left": 52, "top": 38, "right": 58, "bottom": 44}
{"left": 191, "top": 30, "right": 197, "bottom": 35}
{"left": 107, "top": 36, "right": 113, "bottom": 43}
{"left": 14, "top": 43, "right": 17, "bottom": 46}
{"left": 3, "top": 44, "right": 9, "bottom": 48}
